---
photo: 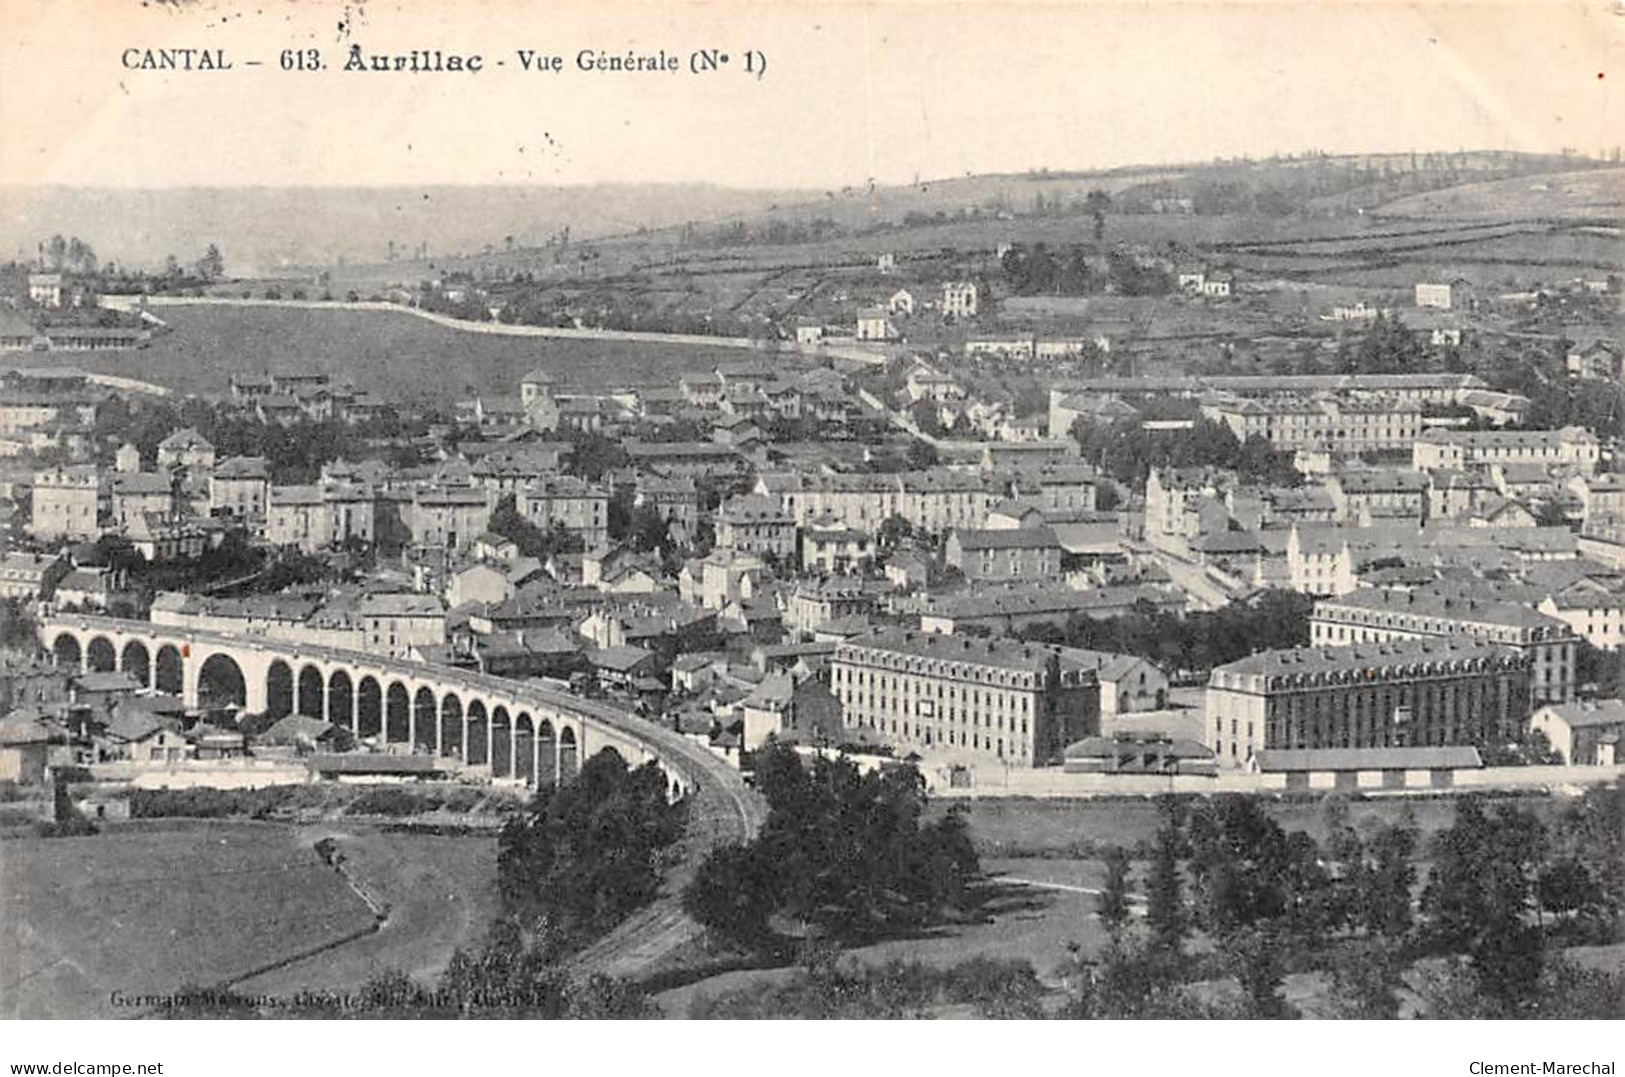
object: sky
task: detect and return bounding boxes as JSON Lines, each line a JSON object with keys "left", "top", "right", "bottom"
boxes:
{"left": 0, "top": 0, "right": 1620, "bottom": 190}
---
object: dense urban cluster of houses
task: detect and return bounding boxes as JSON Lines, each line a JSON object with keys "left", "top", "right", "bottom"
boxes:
{"left": 1, "top": 259, "right": 1622, "bottom": 795}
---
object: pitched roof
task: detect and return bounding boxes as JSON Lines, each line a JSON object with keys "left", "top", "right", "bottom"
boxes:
{"left": 74, "top": 670, "right": 141, "bottom": 693}
{"left": 259, "top": 713, "right": 340, "bottom": 745}
{"left": 1215, "top": 637, "right": 1523, "bottom": 678}
{"left": 0, "top": 711, "right": 64, "bottom": 746}
{"left": 588, "top": 644, "right": 656, "bottom": 672}
{"left": 1535, "top": 699, "right": 1625, "bottom": 729}
{"left": 950, "top": 526, "right": 1059, "bottom": 550}
{"left": 214, "top": 456, "right": 269, "bottom": 480}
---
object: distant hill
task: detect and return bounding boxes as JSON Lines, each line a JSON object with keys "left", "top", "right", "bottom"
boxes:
{"left": 0, "top": 184, "right": 808, "bottom": 276}
{"left": 0, "top": 152, "right": 1608, "bottom": 279}
{"left": 1375, "top": 167, "right": 1625, "bottom": 220}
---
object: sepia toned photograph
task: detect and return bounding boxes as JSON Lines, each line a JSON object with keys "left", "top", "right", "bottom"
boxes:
{"left": 0, "top": 0, "right": 1621, "bottom": 1035}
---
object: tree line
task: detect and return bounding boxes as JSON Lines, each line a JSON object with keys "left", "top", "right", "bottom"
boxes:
{"left": 1014, "top": 590, "right": 1316, "bottom": 677}
{"left": 1067, "top": 789, "right": 1622, "bottom": 1019}
{"left": 1068, "top": 413, "right": 1303, "bottom": 489}
{"left": 998, "top": 242, "right": 1175, "bottom": 297}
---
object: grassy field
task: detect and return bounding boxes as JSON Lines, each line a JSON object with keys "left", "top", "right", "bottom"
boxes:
{"left": 0, "top": 819, "right": 502, "bottom": 1018}
{"left": 1225, "top": 223, "right": 1622, "bottom": 286}
{"left": 237, "top": 826, "right": 500, "bottom": 998}
{"left": 24, "top": 303, "right": 760, "bottom": 402}
{"left": 1376, "top": 167, "right": 1625, "bottom": 220}
{"left": 0, "top": 820, "right": 375, "bottom": 1018}
{"left": 656, "top": 858, "right": 1114, "bottom": 1017}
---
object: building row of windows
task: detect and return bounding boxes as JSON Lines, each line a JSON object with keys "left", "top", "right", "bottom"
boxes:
{"left": 839, "top": 688, "right": 1032, "bottom": 733}
{"left": 834, "top": 663, "right": 1039, "bottom": 703}
{"left": 846, "top": 713, "right": 1022, "bottom": 761}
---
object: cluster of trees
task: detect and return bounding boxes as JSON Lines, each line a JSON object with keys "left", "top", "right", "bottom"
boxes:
{"left": 1067, "top": 789, "right": 1623, "bottom": 1019}
{"left": 1014, "top": 590, "right": 1316, "bottom": 676}
{"left": 1332, "top": 313, "right": 1434, "bottom": 375}
{"left": 996, "top": 243, "right": 1174, "bottom": 298}
{"left": 561, "top": 430, "right": 627, "bottom": 483}
{"left": 1577, "top": 641, "right": 1625, "bottom": 699}
{"left": 999, "top": 243, "right": 1097, "bottom": 296}
{"left": 195, "top": 244, "right": 225, "bottom": 282}
{"left": 38, "top": 235, "right": 99, "bottom": 276}
{"left": 1417, "top": 793, "right": 1622, "bottom": 1012}
{"left": 1117, "top": 153, "right": 1525, "bottom": 217}
{"left": 1068, "top": 414, "right": 1301, "bottom": 488}
{"left": 496, "top": 751, "right": 686, "bottom": 959}
{"left": 0, "top": 597, "right": 38, "bottom": 651}
{"left": 678, "top": 216, "right": 845, "bottom": 249}
{"left": 1486, "top": 339, "right": 1625, "bottom": 443}
{"left": 684, "top": 744, "right": 980, "bottom": 954}
{"left": 488, "top": 494, "right": 584, "bottom": 564}
{"left": 91, "top": 395, "right": 420, "bottom": 484}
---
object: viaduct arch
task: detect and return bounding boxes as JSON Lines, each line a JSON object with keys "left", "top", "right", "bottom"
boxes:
{"left": 38, "top": 614, "right": 741, "bottom": 801}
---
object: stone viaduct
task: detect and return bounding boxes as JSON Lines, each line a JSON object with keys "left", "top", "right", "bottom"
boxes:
{"left": 40, "top": 613, "right": 735, "bottom": 797}
{"left": 40, "top": 613, "right": 766, "bottom": 979}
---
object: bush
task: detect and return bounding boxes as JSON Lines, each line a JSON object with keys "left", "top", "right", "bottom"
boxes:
{"left": 35, "top": 816, "right": 99, "bottom": 838}
{"left": 347, "top": 787, "right": 442, "bottom": 817}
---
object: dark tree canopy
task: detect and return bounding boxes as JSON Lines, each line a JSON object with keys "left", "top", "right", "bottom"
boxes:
{"left": 685, "top": 742, "right": 979, "bottom": 953}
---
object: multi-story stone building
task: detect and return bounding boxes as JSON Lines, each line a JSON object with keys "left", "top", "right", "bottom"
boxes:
{"left": 785, "top": 577, "right": 878, "bottom": 634}
{"left": 0, "top": 552, "right": 66, "bottom": 601}
{"left": 519, "top": 476, "right": 608, "bottom": 548}
{"left": 1051, "top": 373, "right": 1486, "bottom": 409}
{"left": 801, "top": 520, "right": 876, "bottom": 575}
{"left": 1205, "top": 637, "right": 1532, "bottom": 768}
{"left": 716, "top": 494, "right": 796, "bottom": 559}
{"left": 1200, "top": 392, "right": 1423, "bottom": 453}
{"left": 831, "top": 628, "right": 1100, "bottom": 767}
{"left": 1327, "top": 469, "right": 1431, "bottom": 525}
{"left": 469, "top": 444, "right": 572, "bottom": 494}
{"left": 150, "top": 590, "right": 445, "bottom": 661}
{"left": 1412, "top": 427, "right": 1600, "bottom": 475}
{"left": 634, "top": 475, "right": 699, "bottom": 536}
{"left": 355, "top": 593, "right": 447, "bottom": 659}
{"left": 945, "top": 527, "right": 1062, "bottom": 581}
{"left": 110, "top": 472, "right": 175, "bottom": 529}
{"left": 266, "top": 483, "right": 376, "bottom": 553}
{"left": 30, "top": 465, "right": 102, "bottom": 541}
{"left": 209, "top": 456, "right": 270, "bottom": 518}
{"left": 1003, "top": 463, "right": 1099, "bottom": 516}
{"left": 156, "top": 428, "right": 216, "bottom": 475}
{"left": 940, "top": 281, "right": 979, "bottom": 319}
{"left": 409, "top": 486, "right": 494, "bottom": 553}
{"left": 755, "top": 469, "right": 998, "bottom": 535}
{"left": 0, "top": 389, "right": 98, "bottom": 437}
{"left": 1144, "top": 467, "right": 1233, "bottom": 545}
{"left": 624, "top": 441, "right": 748, "bottom": 479}
{"left": 678, "top": 549, "right": 767, "bottom": 610}
{"left": 1310, "top": 587, "right": 1577, "bottom": 704}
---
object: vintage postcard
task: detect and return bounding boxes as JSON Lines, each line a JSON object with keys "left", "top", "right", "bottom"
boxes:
{"left": 0, "top": 0, "right": 1621, "bottom": 1044}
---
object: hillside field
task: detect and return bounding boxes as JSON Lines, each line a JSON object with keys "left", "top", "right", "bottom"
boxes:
{"left": 236, "top": 826, "right": 501, "bottom": 998}
{"left": 0, "top": 821, "right": 375, "bottom": 1018}
{"left": 22, "top": 303, "right": 761, "bottom": 401}
{"left": 1376, "top": 168, "right": 1625, "bottom": 221}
